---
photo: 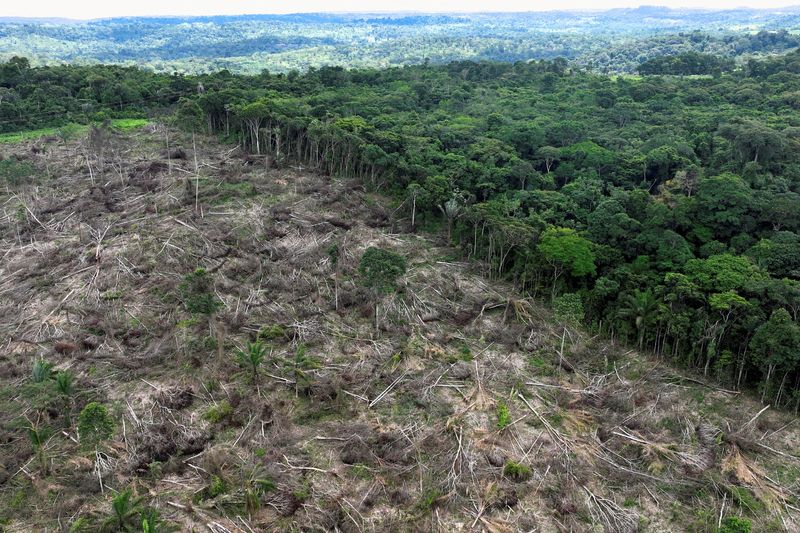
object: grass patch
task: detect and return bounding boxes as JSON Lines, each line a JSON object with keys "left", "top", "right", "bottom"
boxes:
{"left": 0, "top": 119, "right": 149, "bottom": 144}
{"left": 112, "top": 118, "right": 149, "bottom": 130}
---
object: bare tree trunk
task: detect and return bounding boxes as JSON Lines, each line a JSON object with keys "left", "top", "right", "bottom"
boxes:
{"left": 193, "top": 131, "right": 199, "bottom": 212}
{"left": 165, "top": 126, "right": 172, "bottom": 176}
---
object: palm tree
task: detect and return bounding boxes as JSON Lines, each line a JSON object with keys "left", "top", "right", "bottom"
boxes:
{"left": 32, "top": 358, "right": 53, "bottom": 383}
{"left": 286, "top": 344, "right": 320, "bottom": 397}
{"left": 27, "top": 423, "right": 48, "bottom": 475}
{"left": 55, "top": 371, "right": 76, "bottom": 426}
{"left": 140, "top": 509, "right": 175, "bottom": 533}
{"left": 617, "top": 289, "right": 659, "bottom": 351}
{"left": 102, "top": 489, "right": 145, "bottom": 532}
{"left": 235, "top": 341, "right": 268, "bottom": 385}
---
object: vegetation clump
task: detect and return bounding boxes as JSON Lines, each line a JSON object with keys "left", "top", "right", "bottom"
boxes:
{"left": 77, "top": 402, "right": 114, "bottom": 448}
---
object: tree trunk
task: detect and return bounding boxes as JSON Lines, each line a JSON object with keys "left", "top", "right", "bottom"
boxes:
{"left": 193, "top": 131, "right": 199, "bottom": 212}
{"left": 762, "top": 363, "right": 775, "bottom": 403}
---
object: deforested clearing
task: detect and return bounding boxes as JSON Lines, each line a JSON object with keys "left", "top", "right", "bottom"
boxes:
{"left": 0, "top": 125, "right": 798, "bottom": 532}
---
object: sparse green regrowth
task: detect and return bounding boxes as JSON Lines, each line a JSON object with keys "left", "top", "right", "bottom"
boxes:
{"left": 446, "top": 344, "right": 473, "bottom": 363}
{"left": 100, "top": 290, "right": 124, "bottom": 301}
{"left": 77, "top": 402, "right": 114, "bottom": 448}
{"left": 503, "top": 460, "right": 531, "bottom": 480}
{"left": 244, "top": 488, "right": 260, "bottom": 516}
{"left": 529, "top": 353, "right": 554, "bottom": 375}
{"left": 350, "top": 464, "right": 373, "bottom": 480}
{"left": 327, "top": 243, "right": 340, "bottom": 265}
{"left": 548, "top": 411, "right": 565, "bottom": 427}
{"left": 140, "top": 508, "right": 175, "bottom": 533}
{"left": 254, "top": 478, "right": 276, "bottom": 494}
{"left": 0, "top": 119, "right": 148, "bottom": 144}
{"left": 496, "top": 401, "right": 512, "bottom": 430}
{"left": 293, "top": 480, "right": 312, "bottom": 502}
{"left": 0, "top": 158, "right": 35, "bottom": 187}
{"left": 418, "top": 488, "right": 443, "bottom": 512}
{"left": 726, "top": 486, "right": 764, "bottom": 515}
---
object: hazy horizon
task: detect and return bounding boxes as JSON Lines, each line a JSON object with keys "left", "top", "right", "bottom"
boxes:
{"left": 4, "top": 1, "right": 800, "bottom": 21}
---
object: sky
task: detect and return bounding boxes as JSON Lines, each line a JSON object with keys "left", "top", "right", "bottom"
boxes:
{"left": 4, "top": 1, "right": 800, "bottom": 20}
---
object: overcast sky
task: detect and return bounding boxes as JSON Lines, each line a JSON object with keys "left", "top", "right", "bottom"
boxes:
{"left": 5, "top": 1, "right": 800, "bottom": 20}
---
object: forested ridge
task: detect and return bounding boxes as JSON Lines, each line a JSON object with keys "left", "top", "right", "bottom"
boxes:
{"left": 2, "top": 8, "right": 800, "bottom": 74}
{"left": 2, "top": 50, "right": 800, "bottom": 409}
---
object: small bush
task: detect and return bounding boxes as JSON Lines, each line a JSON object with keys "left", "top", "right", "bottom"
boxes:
{"left": 503, "top": 460, "right": 531, "bottom": 481}
{"left": 496, "top": 401, "right": 511, "bottom": 430}
{"left": 553, "top": 292, "right": 584, "bottom": 324}
{"left": 203, "top": 401, "right": 233, "bottom": 424}
{"left": 77, "top": 402, "right": 114, "bottom": 447}
{"left": 178, "top": 268, "right": 221, "bottom": 315}
{"left": 417, "top": 488, "right": 442, "bottom": 512}
{"left": 719, "top": 516, "right": 751, "bottom": 533}
{"left": 0, "top": 158, "right": 35, "bottom": 187}
{"left": 258, "top": 324, "right": 287, "bottom": 341}
{"left": 32, "top": 359, "right": 53, "bottom": 383}
{"left": 207, "top": 475, "right": 228, "bottom": 498}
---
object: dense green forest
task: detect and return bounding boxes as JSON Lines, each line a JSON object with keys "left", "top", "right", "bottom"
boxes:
{"left": 2, "top": 8, "right": 800, "bottom": 74}
{"left": 2, "top": 50, "right": 800, "bottom": 410}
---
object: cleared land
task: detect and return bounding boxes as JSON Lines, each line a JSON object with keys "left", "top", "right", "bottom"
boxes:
{"left": 0, "top": 126, "right": 798, "bottom": 531}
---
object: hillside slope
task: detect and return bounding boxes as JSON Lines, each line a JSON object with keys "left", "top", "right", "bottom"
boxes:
{"left": 0, "top": 126, "right": 799, "bottom": 532}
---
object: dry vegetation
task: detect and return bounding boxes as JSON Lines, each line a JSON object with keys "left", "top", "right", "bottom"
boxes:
{"left": 1, "top": 125, "right": 799, "bottom": 532}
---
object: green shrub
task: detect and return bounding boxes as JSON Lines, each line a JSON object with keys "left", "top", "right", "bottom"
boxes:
{"left": 77, "top": 402, "right": 114, "bottom": 448}
{"left": 207, "top": 475, "right": 228, "bottom": 498}
{"left": 417, "top": 488, "right": 442, "bottom": 512}
{"left": 503, "top": 460, "right": 531, "bottom": 480}
{"left": 359, "top": 247, "right": 407, "bottom": 294}
{"left": 496, "top": 401, "right": 511, "bottom": 430}
{"left": 259, "top": 324, "right": 287, "bottom": 341}
{"left": 719, "top": 516, "right": 752, "bottom": 533}
{"left": 32, "top": 359, "right": 53, "bottom": 383}
{"left": 553, "top": 292, "right": 584, "bottom": 324}
{"left": 178, "top": 268, "right": 221, "bottom": 315}
{"left": 203, "top": 400, "right": 233, "bottom": 424}
{"left": 0, "top": 158, "right": 35, "bottom": 187}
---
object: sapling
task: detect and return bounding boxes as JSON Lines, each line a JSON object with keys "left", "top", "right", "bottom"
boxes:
{"left": 236, "top": 340, "right": 268, "bottom": 386}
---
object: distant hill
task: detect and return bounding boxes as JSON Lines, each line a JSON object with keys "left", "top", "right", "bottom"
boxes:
{"left": 0, "top": 8, "right": 799, "bottom": 73}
